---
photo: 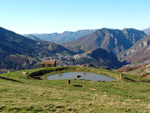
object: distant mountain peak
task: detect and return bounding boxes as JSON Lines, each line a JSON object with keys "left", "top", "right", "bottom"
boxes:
{"left": 25, "top": 34, "right": 42, "bottom": 41}
{"left": 144, "top": 27, "right": 150, "bottom": 35}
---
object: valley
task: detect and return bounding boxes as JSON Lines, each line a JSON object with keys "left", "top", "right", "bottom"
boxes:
{"left": 1, "top": 26, "right": 150, "bottom": 113}
{"left": 1, "top": 27, "right": 150, "bottom": 73}
{"left": 1, "top": 0, "right": 150, "bottom": 112}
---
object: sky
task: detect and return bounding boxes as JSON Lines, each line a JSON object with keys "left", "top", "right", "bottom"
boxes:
{"left": 0, "top": 0, "right": 150, "bottom": 34}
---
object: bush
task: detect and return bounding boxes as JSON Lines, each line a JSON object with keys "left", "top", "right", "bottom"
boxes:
{"left": 28, "top": 67, "right": 68, "bottom": 79}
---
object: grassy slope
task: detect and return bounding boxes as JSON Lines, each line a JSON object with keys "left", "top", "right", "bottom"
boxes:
{"left": 0, "top": 67, "right": 150, "bottom": 113}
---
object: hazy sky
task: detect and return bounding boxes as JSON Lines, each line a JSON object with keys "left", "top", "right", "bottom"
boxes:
{"left": 0, "top": 0, "right": 149, "bottom": 34}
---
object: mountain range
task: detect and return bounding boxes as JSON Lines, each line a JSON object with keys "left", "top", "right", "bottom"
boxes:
{"left": 64, "top": 28, "right": 146, "bottom": 56}
{"left": 1, "top": 26, "right": 150, "bottom": 72}
{"left": 25, "top": 30, "right": 95, "bottom": 43}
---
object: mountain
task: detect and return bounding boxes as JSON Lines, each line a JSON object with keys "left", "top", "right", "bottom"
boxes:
{"left": 65, "top": 28, "right": 146, "bottom": 55}
{"left": 25, "top": 34, "right": 42, "bottom": 41}
{"left": 144, "top": 27, "right": 150, "bottom": 35}
{"left": 84, "top": 48, "right": 125, "bottom": 69}
{"left": 0, "top": 27, "right": 73, "bottom": 71}
{"left": 119, "top": 36, "right": 150, "bottom": 63}
{"left": 31, "top": 29, "right": 95, "bottom": 43}
{"left": 1, "top": 27, "right": 148, "bottom": 71}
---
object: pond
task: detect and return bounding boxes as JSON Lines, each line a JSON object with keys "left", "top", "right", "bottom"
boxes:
{"left": 46, "top": 72, "right": 115, "bottom": 81}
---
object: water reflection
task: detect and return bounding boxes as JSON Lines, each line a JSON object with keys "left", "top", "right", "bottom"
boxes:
{"left": 46, "top": 72, "right": 115, "bottom": 81}
{"left": 83, "top": 72, "right": 87, "bottom": 76}
{"left": 58, "top": 73, "right": 62, "bottom": 76}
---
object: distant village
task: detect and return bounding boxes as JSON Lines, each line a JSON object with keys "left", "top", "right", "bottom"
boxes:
{"left": 41, "top": 53, "right": 94, "bottom": 67}
{"left": 0, "top": 53, "right": 95, "bottom": 74}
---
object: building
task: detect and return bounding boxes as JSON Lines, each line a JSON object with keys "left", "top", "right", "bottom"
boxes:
{"left": 41, "top": 60, "right": 56, "bottom": 67}
{"left": 82, "top": 64, "right": 87, "bottom": 67}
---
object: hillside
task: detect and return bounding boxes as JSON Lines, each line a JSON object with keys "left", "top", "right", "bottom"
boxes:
{"left": 119, "top": 36, "right": 150, "bottom": 63}
{"left": 25, "top": 34, "right": 42, "bottom": 41}
{"left": 0, "top": 27, "right": 73, "bottom": 71}
{"left": 31, "top": 29, "right": 95, "bottom": 43}
{"left": 65, "top": 28, "right": 146, "bottom": 55}
{"left": 55, "top": 48, "right": 125, "bottom": 69}
{"left": 82, "top": 48, "right": 125, "bottom": 69}
{"left": 0, "top": 66, "right": 150, "bottom": 112}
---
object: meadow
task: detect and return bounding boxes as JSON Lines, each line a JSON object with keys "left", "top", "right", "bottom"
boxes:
{"left": 0, "top": 66, "right": 150, "bottom": 113}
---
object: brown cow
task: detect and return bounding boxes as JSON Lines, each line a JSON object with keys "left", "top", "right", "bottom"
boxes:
{"left": 67, "top": 80, "right": 71, "bottom": 85}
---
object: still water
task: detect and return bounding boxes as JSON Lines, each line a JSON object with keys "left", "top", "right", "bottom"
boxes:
{"left": 46, "top": 72, "right": 115, "bottom": 81}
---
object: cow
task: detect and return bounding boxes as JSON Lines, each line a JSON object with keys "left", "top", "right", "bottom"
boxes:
{"left": 120, "top": 72, "right": 126, "bottom": 79}
{"left": 67, "top": 80, "right": 71, "bottom": 85}
{"left": 75, "top": 75, "right": 82, "bottom": 79}
{"left": 23, "top": 72, "right": 28, "bottom": 76}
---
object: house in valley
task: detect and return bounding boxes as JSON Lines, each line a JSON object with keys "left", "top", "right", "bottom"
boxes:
{"left": 41, "top": 60, "right": 56, "bottom": 67}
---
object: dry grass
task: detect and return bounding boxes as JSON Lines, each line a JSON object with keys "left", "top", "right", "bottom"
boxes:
{"left": 0, "top": 67, "right": 150, "bottom": 112}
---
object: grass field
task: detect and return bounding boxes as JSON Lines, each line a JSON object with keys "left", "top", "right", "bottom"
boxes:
{"left": 0, "top": 66, "right": 150, "bottom": 113}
